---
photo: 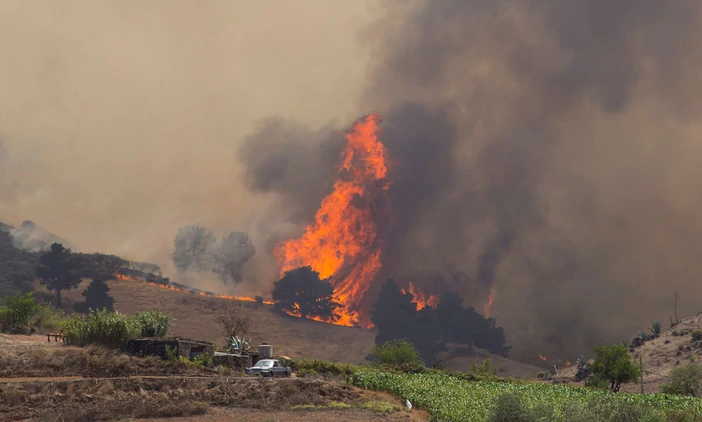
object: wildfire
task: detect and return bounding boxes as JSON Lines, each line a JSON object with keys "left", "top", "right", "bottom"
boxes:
{"left": 401, "top": 282, "right": 440, "bottom": 311}
{"left": 538, "top": 354, "right": 549, "bottom": 361}
{"left": 483, "top": 288, "right": 496, "bottom": 317}
{"left": 114, "top": 273, "right": 274, "bottom": 305}
{"left": 276, "top": 114, "right": 388, "bottom": 327}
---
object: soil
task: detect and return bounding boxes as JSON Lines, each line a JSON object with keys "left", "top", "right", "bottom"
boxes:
{"left": 0, "top": 334, "right": 429, "bottom": 422}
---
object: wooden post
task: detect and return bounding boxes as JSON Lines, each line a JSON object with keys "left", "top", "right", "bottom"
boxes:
{"left": 674, "top": 292, "right": 679, "bottom": 325}
{"left": 640, "top": 354, "right": 644, "bottom": 394}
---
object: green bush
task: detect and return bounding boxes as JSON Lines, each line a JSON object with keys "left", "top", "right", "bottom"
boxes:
{"left": 291, "top": 359, "right": 358, "bottom": 377}
{"left": 692, "top": 331, "right": 702, "bottom": 342}
{"left": 31, "top": 305, "right": 66, "bottom": 332}
{"left": 133, "top": 310, "right": 169, "bottom": 337}
{"left": 662, "top": 364, "right": 702, "bottom": 397}
{"left": 0, "top": 292, "right": 40, "bottom": 333}
{"left": 370, "top": 340, "right": 424, "bottom": 372}
{"left": 63, "top": 309, "right": 139, "bottom": 348}
{"left": 489, "top": 393, "right": 533, "bottom": 422}
{"left": 590, "top": 344, "right": 641, "bottom": 392}
{"left": 651, "top": 321, "right": 662, "bottom": 337}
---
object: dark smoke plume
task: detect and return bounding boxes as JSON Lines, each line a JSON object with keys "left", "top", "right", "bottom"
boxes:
{"left": 241, "top": 0, "right": 702, "bottom": 361}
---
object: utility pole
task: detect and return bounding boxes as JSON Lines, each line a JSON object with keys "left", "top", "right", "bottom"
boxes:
{"left": 673, "top": 292, "right": 680, "bottom": 326}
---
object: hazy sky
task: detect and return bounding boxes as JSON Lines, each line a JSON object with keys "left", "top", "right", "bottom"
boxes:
{"left": 0, "top": 1, "right": 376, "bottom": 273}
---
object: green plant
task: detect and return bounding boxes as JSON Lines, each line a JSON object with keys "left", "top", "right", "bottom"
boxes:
{"left": 590, "top": 344, "right": 641, "bottom": 392}
{"left": 651, "top": 321, "right": 662, "bottom": 338}
{"left": 350, "top": 368, "right": 702, "bottom": 422}
{"left": 132, "top": 310, "right": 169, "bottom": 337}
{"left": 662, "top": 364, "right": 702, "bottom": 397}
{"left": 489, "top": 393, "right": 533, "bottom": 422}
{"left": 62, "top": 309, "right": 139, "bottom": 348}
{"left": 370, "top": 340, "right": 424, "bottom": 372}
{"left": 692, "top": 331, "right": 702, "bottom": 342}
{"left": 0, "top": 292, "right": 40, "bottom": 333}
{"left": 471, "top": 359, "right": 498, "bottom": 379}
{"left": 31, "top": 305, "right": 66, "bottom": 332}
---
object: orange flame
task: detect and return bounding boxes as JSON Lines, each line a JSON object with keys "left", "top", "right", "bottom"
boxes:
{"left": 483, "top": 288, "right": 496, "bottom": 317}
{"left": 276, "top": 114, "right": 388, "bottom": 327}
{"left": 400, "top": 282, "right": 440, "bottom": 311}
{"left": 114, "top": 274, "right": 274, "bottom": 305}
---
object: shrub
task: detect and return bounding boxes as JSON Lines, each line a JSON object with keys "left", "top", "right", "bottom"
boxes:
{"left": 370, "top": 340, "right": 424, "bottom": 372}
{"left": 63, "top": 309, "right": 139, "bottom": 348}
{"left": 31, "top": 305, "right": 66, "bottom": 332}
{"left": 133, "top": 311, "right": 169, "bottom": 337}
{"left": 291, "top": 359, "right": 358, "bottom": 377}
{"left": 489, "top": 393, "right": 534, "bottom": 422}
{"left": 589, "top": 344, "right": 641, "bottom": 392}
{"left": 662, "top": 364, "right": 702, "bottom": 397}
{"left": 651, "top": 321, "right": 662, "bottom": 338}
{"left": 692, "top": 331, "right": 702, "bottom": 342}
{"left": 0, "top": 292, "right": 40, "bottom": 333}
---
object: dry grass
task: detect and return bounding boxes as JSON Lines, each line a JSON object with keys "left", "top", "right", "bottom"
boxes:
{"left": 1, "top": 376, "right": 362, "bottom": 421}
{"left": 0, "top": 344, "right": 211, "bottom": 378}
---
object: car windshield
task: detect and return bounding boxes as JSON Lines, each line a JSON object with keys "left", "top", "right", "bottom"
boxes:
{"left": 254, "top": 360, "right": 274, "bottom": 368}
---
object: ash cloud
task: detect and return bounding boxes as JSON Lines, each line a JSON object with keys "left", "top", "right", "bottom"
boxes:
{"left": 242, "top": 0, "right": 702, "bottom": 360}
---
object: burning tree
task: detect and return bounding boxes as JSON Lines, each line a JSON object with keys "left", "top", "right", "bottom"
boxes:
{"left": 372, "top": 279, "right": 509, "bottom": 365}
{"left": 273, "top": 266, "right": 340, "bottom": 320}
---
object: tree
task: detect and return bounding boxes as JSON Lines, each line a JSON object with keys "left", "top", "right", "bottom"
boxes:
{"left": 589, "top": 344, "right": 641, "bottom": 392}
{"left": 173, "top": 225, "right": 216, "bottom": 272}
{"left": 212, "top": 232, "right": 255, "bottom": 283}
{"left": 272, "top": 266, "right": 339, "bottom": 320}
{"left": 0, "top": 292, "right": 40, "bottom": 333}
{"left": 74, "top": 279, "right": 114, "bottom": 313}
{"left": 217, "top": 303, "right": 252, "bottom": 353}
{"left": 37, "top": 243, "right": 81, "bottom": 307}
{"left": 370, "top": 339, "right": 424, "bottom": 371}
{"left": 662, "top": 364, "right": 702, "bottom": 396}
{"left": 0, "top": 231, "right": 37, "bottom": 298}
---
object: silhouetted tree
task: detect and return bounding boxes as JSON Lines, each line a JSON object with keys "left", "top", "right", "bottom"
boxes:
{"left": 173, "top": 225, "right": 216, "bottom": 272}
{"left": 37, "top": 243, "right": 80, "bottom": 307}
{"left": 372, "top": 279, "right": 510, "bottom": 365}
{"left": 74, "top": 279, "right": 114, "bottom": 313}
{"left": 0, "top": 231, "right": 37, "bottom": 298}
{"left": 273, "top": 266, "right": 339, "bottom": 320}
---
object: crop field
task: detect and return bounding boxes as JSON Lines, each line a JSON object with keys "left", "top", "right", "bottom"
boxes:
{"left": 350, "top": 369, "right": 702, "bottom": 422}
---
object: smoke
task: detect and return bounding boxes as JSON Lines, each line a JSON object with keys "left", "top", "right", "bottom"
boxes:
{"left": 9, "top": 220, "right": 72, "bottom": 252}
{"left": 241, "top": 0, "right": 702, "bottom": 360}
{"left": 172, "top": 224, "right": 255, "bottom": 284}
{"left": 0, "top": 0, "right": 372, "bottom": 270}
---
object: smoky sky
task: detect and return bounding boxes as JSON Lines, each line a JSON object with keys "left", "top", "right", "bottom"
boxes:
{"left": 241, "top": 0, "right": 702, "bottom": 360}
{"left": 4, "top": 0, "right": 702, "bottom": 360}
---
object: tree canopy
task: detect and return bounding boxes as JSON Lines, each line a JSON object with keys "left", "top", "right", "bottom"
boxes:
{"left": 36, "top": 243, "right": 81, "bottom": 307}
{"left": 272, "top": 266, "right": 339, "bottom": 320}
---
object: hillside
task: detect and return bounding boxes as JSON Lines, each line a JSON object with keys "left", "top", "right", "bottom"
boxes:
{"left": 63, "top": 278, "right": 542, "bottom": 377}
{"left": 556, "top": 313, "right": 702, "bottom": 393}
{"left": 101, "top": 278, "right": 375, "bottom": 363}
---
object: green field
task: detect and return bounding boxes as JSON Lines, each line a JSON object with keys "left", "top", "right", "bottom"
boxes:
{"left": 350, "top": 369, "right": 702, "bottom": 421}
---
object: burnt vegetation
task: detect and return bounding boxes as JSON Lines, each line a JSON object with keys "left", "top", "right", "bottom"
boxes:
{"left": 372, "top": 279, "right": 509, "bottom": 365}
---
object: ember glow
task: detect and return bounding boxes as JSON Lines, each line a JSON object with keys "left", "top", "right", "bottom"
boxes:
{"left": 401, "top": 282, "right": 440, "bottom": 311}
{"left": 483, "top": 288, "right": 496, "bottom": 317}
{"left": 276, "top": 114, "right": 388, "bottom": 327}
{"left": 115, "top": 274, "right": 274, "bottom": 305}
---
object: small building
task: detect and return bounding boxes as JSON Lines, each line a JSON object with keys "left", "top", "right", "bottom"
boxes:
{"left": 126, "top": 337, "right": 214, "bottom": 360}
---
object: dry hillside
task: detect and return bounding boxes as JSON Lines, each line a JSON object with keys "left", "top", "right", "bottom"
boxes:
{"left": 62, "top": 278, "right": 543, "bottom": 377}
{"left": 556, "top": 313, "right": 702, "bottom": 393}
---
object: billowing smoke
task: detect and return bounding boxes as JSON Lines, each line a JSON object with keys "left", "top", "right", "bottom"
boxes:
{"left": 173, "top": 225, "right": 255, "bottom": 284}
{"left": 10, "top": 220, "right": 72, "bottom": 252}
{"left": 240, "top": 1, "right": 702, "bottom": 360}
